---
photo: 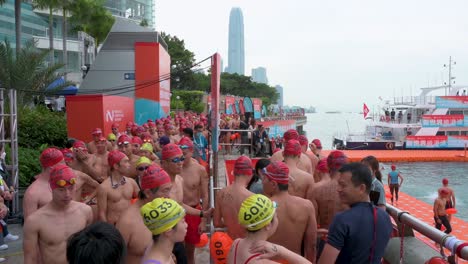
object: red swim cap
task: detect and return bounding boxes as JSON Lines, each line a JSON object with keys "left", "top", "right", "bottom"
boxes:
{"left": 92, "top": 128, "right": 102, "bottom": 135}
{"left": 234, "top": 156, "right": 253, "bottom": 176}
{"left": 284, "top": 139, "right": 302, "bottom": 156}
{"left": 132, "top": 136, "right": 143, "bottom": 145}
{"left": 72, "top": 140, "right": 87, "bottom": 151}
{"left": 442, "top": 178, "right": 449, "bottom": 185}
{"left": 263, "top": 161, "right": 289, "bottom": 184}
{"left": 61, "top": 148, "right": 74, "bottom": 163}
{"left": 297, "top": 135, "right": 308, "bottom": 146}
{"left": 49, "top": 164, "right": 76, "bottom": 190}
{"left": 391, "top": 164, "right": 396, "bottom": 170}
{"left": 140, "top": 165, "right": 171, "bottom": 190}
{"left": 126, "top": 121, "right": 134, "bottom": 128}
{"left": 148, "top": 121, "right": 156, "bottom": 128}
{"left": 108, "top": 150, "right": 127, "bottom": 169}
{"left": 161, "top": 144, "right": 183, "bottom": 160}
{"left": 40, "top": 148, "right": 64, "bottom": 169}
{"left": 112, "top": 123, "right": 119, "bottom": 129}
{"left": 327, "top": 151, "right": 348, "bottom": 171}
{"left": 312, "top": 139, "right": 322, "bottom": 149}
{"left": 283, "top": 129, "right": 299, "bottom": 141}
{"left": 316, "top": 158, "right": 329, "bottom": 173}
{"left": 118, "top": 135, "right": 131, "bottom": 146}
{"left": 178, "top": 137, "right": 194, "bottom": 151}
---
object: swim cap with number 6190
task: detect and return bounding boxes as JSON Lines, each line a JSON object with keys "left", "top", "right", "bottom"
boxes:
{"left": 238, "top": 194, "right": 277, "bottom": 232}
{"left": 140, "top": 198, "right": 185, "bottom": 235}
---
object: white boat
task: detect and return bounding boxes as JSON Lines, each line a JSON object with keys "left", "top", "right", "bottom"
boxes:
{"left": 333, "top": 85, "right": 468, "bottom": 150}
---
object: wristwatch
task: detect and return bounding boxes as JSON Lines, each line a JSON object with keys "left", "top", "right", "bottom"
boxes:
{"left": 199, "top": 210, "right": 204, "bottom": 218}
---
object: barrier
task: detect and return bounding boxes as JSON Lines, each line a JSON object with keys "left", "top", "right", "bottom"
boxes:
{"left": 321, "top": 150, "right": 468, "bottom": 162}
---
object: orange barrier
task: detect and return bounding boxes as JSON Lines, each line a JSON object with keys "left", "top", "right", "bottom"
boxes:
{"left": 225, "top": 158, "right": 260, "bottom": 185}
{"left": 386, "top": 186, "right": 468, "bottom": 263}
{"left": 320, "top": 150, "right": 468, "bottom": 162}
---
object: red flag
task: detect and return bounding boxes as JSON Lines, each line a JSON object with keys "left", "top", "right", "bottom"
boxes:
{"left": 363, "top": 103, "right": 370, "bottom": 119}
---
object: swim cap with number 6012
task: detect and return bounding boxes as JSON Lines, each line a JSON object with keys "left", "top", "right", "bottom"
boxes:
{"left": 140, "top": 198, "right": 185, "bottom": 235}
{"left": 238, "top": 194, "right": 277, "bottom": 232}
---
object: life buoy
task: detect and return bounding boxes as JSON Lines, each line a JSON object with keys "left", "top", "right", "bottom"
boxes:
{"left": 385, "top": 142, "right": 395, "bottom": 150}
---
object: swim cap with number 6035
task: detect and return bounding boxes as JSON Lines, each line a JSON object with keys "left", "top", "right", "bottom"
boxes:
{"left": 238, "top": 194, "right": 277, "bottom": 231}
{"left": 140, "top": 198, "right": 186, "bottom": 235}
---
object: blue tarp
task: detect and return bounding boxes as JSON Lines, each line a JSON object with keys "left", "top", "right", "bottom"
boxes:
{"left": 46, "top": 77, "right": 78, "bottom": 95}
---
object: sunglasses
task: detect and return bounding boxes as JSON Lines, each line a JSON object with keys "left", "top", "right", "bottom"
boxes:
{"left": 56, "top": 178, "right": 77, "bottom": 187}
{"left": 137, "top": 166, "right": 149, "bottom": 171}
{"left": 168, "top": 156, "right": 185, "bottom": 163}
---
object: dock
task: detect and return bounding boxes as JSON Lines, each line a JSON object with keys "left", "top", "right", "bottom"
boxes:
{"left": 321, "top": 150, "right": 468, "bottom": 162}
{"left": 387, "top": 186, "right": 468, "bottom": 263}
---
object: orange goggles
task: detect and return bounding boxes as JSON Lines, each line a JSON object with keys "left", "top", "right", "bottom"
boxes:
{"left": 56, "top": 178, "right": 77, "bottom": 187}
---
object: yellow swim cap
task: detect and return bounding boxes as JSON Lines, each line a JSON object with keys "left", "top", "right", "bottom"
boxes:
{"left": 238, "top": 194, "right": 277, "bottom": 231}
{"left": 136, "top": 156, "right": 152, "bottom": 167}
{"left": 140, "top": 143, "right": 154, "bottom": 153}
{"left": 141, "top": 198, "right": 185, "bottom": 235}
{"left": 107, "top": 133, "right": 116, "bottom": 141}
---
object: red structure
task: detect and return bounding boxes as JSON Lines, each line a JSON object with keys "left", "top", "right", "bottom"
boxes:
{"left": 66, "top": 95, "right": 134, "bottom": 142}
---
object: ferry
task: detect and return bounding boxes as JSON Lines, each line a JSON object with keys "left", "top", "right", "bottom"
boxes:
{"left": 332, "top": 86, "right": 468, "bottom": 150}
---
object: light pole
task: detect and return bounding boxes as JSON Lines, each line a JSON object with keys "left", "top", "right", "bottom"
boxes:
{"left": 176, "top": 95, "right": 180, "bottom": 113}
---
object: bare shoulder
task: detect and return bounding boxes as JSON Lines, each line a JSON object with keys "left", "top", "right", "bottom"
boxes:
{"left": 176, "top": 174, "right": 184, "bottom": 183}
{"left": 270, "top": 151, "right": 282, "bottom": 161}
{"left": 97, "top": 179, "right": 110, "bottom": 192}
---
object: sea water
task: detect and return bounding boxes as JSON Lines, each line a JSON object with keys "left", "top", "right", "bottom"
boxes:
{"left": 304, "top": 113, "right": 468, "bottom": 221}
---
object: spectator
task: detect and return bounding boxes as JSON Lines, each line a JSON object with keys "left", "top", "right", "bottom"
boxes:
{"left": 67, "top": 221, "right": 126, "bottom": 264}
{"left": 318, "top": 163, "right": 392, "bottom": 264}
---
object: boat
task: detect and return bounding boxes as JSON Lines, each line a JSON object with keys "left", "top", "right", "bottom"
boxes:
{"left": 333, "top": 86, "right": 468, "bottom": 150}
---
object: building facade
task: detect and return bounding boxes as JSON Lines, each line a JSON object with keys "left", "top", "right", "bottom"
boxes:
{"left": 252, "top": 67, "right": 268, "bottom": 84}
{"left": 275, "top": 85, "right": 284, "bottom": 107}
{"left": 226, "top": 7, "right": 245, "bottom": 75}
{"left": 104, "top": 0, "right": 155, "bottom": 29}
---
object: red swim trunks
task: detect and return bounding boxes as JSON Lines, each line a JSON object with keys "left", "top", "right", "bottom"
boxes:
{"left": 185, "top": 204, "right": 202, "bottom": 244}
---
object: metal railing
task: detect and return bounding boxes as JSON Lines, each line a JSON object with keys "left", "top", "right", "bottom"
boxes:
{"left": 217, "top": 129, "right": 256, "bottom": 157}
{"left": 386, "top": 204, "right": 468, "bottom": 261}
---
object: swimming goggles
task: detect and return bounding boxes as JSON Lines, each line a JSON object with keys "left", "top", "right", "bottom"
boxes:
{"left": 168, "top": 156, "right": 185, "bottom": 163}
{"left": 56, "top": 178, "right": 77, "bottom": 187}
{"left": 137, "top": 166, "right": 149, "bottom": 171}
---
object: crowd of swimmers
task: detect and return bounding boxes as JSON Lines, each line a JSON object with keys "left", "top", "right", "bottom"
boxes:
{"left": 0, "top": 111, "right": 454, "bottom": 263}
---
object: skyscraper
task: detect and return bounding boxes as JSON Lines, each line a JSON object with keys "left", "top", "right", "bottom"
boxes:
{"left": 275, "top": 85, "right": 284, "bottom": 107}
{"left": 227, "top": 7, "right": 245, "bottom": 75}
{"left": 104, "top": 0, "right": 155, "bottom": 28}
{"left": 252, "top": 67, "right": 268, "bottom": 84}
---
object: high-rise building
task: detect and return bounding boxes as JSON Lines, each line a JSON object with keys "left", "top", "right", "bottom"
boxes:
{"left": 104, "top": 0, "right": 156, "bottom": 29}
{"left": 227, "top": 7, "right": 245, "bottom": 75}
{"left": 251, "top": 67, "right": 268, "bottom": 84}
{"left": 275, "top": 85, "right": 284, "bottom": 107}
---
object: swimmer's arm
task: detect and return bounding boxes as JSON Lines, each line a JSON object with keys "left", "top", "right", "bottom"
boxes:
{"left": 387, "top": 174, "right": 391, "bottom": 186}
{"left": 452, "top": 190, "right": 456, "bottom": 208}
{"left": 398, "top": 173, "right": 404, "bottom": 186}
{"left": 200, "top": 167, "right": 209, "bottom": 211}
{"left": 23, "top": 217, "right": 39, "bottom": 264}
{"left": 97, "top": 185, "right": 108, "bottom": 222}
{"left": 22, "top": 190, "right": 38, "bottom": 220}
{"left": 213, "top": 191, "right": 224, "bottom": 227}
{"left": 249, "top": 241, "right": 312, "bottom": 264}
{"left": 304, "top": 202, "right": 317, "bottom": 262}
{"left": 81, "top": 158, "right": 102, "bottom": 182}
{"left": 131, "top": 179, "right": 140, "bottom": 198}
{"left": 318, "top": 244, "right": 340, "bottom": 264}
{"left": 182, "top": 203, "right": 203, "bottom": 216}
{"left": 80, "top": 171, "right": 100, "bottom": 189}
{"left": 433, "top": 199, "right": 440, "bottom": 218}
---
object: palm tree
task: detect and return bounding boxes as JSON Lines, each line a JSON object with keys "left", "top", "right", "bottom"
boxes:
{"left": 0, "top": 40, "right": 73, "bottom": 106}
{"left": 34, "top": 0, "right": 60, "bottom": 65}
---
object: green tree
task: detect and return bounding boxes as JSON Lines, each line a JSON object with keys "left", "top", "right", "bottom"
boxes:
{"left": 140, "top": 19, "right": 149, "bottom": 27}
{"left": 69, "top": 0, "right": 114, "bottom": 53}
{"left": 34, "top": 0, "right": 61, "bottom": 65}
{"left": 160, "top": 32, "right": 196, "bottom": 90}
{"left": 0, "top": 40, "right": 72, "bottom": 105}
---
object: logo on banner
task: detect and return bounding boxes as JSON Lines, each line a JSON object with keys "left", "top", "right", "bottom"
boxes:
{"left": 106, "top": 110, "right": 124, "bottom": 122}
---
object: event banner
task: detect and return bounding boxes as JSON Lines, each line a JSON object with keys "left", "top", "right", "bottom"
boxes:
{"left": 225, "top": 96, "right": 236, "bottom": 115}
{"left": 435, "top": 96, "right": 468, "bottom": 109}
{"left": 406, "top": 135, "right": 468, "bottom": 149}
{"left": 258, "top": 120, "right": 296, "bottom": 138}
{"left": 253, "top": 98, "right": 262, "bottom": 119}
{"left": 421, "top": 115, "right": 465, "bottom": 127}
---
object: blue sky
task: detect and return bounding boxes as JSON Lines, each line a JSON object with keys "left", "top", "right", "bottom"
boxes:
{"left": 156, "top": 0, "right": 468, "bottom": 112}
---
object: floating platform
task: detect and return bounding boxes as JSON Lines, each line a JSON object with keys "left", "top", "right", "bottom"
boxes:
{"left": 320, "top": 150, "right": 468, "bottom": 162}
{"left": 386, "top": 186, "right": 468, "bottom": 263}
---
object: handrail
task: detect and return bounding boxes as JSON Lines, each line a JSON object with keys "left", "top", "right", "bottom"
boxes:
{"left": 386, "top": 204, "right": 468, "bottom": 260}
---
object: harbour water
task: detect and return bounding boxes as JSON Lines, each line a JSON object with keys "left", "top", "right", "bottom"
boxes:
{"left": 304, "top": 112, "right": 468, "bottom": 221}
